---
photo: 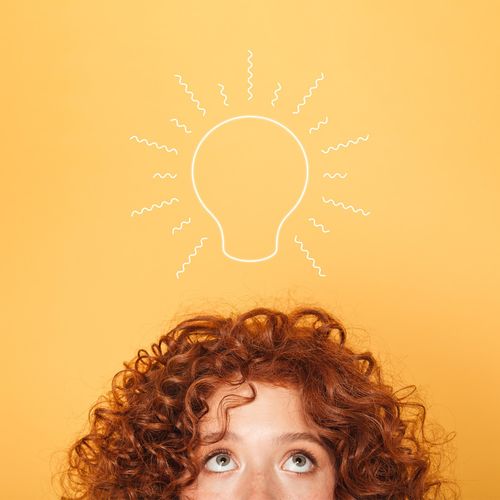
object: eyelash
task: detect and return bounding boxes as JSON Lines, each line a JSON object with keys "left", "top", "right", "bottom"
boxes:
{"left": 203, "top": 447, "right": 319, "bottom": 473}
{"left": 291, "top": 449, "right": 319, "bottom": 466}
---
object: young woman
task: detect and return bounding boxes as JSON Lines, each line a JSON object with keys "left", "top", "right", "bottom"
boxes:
{"left": 59, "top": 306, "right": 455, "bottom": 499}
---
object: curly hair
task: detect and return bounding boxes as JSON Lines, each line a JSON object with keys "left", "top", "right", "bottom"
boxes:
{"left": 57, "top": 306, "right": 456, "bottom": 499}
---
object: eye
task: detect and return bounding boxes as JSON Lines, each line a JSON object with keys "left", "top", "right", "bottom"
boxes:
{"left": 204, "top": 450, "right": 238, "bottom": 473}
{"left": 282, "top": 452, "right": 316, "bottom": 473}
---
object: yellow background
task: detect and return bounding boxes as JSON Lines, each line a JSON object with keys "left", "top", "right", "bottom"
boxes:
{"left": 2, "top": 1, "right": 500, "bottom": 497}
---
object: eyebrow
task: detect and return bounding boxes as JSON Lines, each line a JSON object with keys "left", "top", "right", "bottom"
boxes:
{"left": 201, "top": 431, "right": 325, "bottom": 448}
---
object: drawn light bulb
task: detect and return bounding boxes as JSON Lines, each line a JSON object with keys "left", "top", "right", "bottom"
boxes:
{"left": 191, "top": 115, "right": 309, "bottom": 262}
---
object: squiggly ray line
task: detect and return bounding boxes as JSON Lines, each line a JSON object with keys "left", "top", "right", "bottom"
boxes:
{"left": 309, "top": 116, "right": 329, "bottom": 134}
{"left": 217, "top": 83, "right": 229, "bottom": 106}
{"left": 308, "top": 218, "right": 331, "bottom": 233}
{"left": 322, "top": 197, "right": 371, "bottom": 216}
{"left": 173, "top": 74, "right": 207, "bottom": 116}
{"left": 153, "top": 172, "right": 177, "bottom": 179}
{"left": 247, "top": 50, "right": 254, "bottom": 101}
{"left": 294, "top": 235, "right": 326, "bottom": 277}
{"left": 129, "top": 135, "right": 178, "bottom": 155}
{"left": 271, "top": 82, "right": 282, "bottom": 108}
{"left": 176, "top": 237, "right": 208, "bottom": 279}
{"left": 323, "top": 172, "right": 348, "bottom": 179}
{"left": 130, "top": 198, "right": 179, "bottom": 217}
{"left": 169, "top": 118, "right": 192, "bottom": 134}
{"left": 292, "top": 73, "right": 325, "bottom": 115}
{"left": 171, "top": 217, "right": 192, "bottom": 235}
{"left": 321, "top": 135, "right": 369, "bottom": 154}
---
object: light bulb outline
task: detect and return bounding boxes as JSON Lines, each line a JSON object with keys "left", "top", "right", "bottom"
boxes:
{"left": 191, "top": 114, "right": 310, "bottom": 263}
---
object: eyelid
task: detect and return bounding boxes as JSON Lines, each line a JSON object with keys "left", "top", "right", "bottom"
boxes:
{"left": 283, "top": 448, "right": 319, "bottom": 474}
{"left": 203, "top": 447, "right": 233, "bottom": 464}
{"left": 286, "top": 448, "right": 318, "bottom": 466}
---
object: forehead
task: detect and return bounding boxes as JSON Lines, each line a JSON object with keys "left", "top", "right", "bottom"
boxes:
{"left": 199, "top": 381, "right": 312, "bottom": 432}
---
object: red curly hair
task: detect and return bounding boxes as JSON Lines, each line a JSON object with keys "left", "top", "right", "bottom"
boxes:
{"left": 58, "top": 306, "right": 456, "bottom": 499}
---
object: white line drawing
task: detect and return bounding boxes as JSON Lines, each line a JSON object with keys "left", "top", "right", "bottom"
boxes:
{"left": 170, "top": 118, "right": 192, "bottom": 134}
{"left": 308, "top": 217, "right": 331, "bottom": 233}
{"left": 218, "top": 83, "right": 229, "bottom": 106}
{"left": 321, "top": 135, "right": 369, "bottom": 154}
{"left": 176, "top": 237, "right": 208, "bottom": 279}
{"left": 322, "top": 196, "right": 371, "bottom": 216}
{"left": 129, "top": 135, "right": 178, "bottom": 155}
{"left": 130, "top": 198, "right": 180, "bottom": 217}
{"left": 309, "top": 116, "right": 329, "bottom": 134}
{"left": 294, "top": 235, "right": 326, "bottom": 277}
{"left": 271, "top": 82, "right": 282, "bottom": 108}
{"left": 247, "top": 50, "right": 254, "bottom": 101}
{"left": 153, "top": 172, "right": 178, "bottom": 179}
{"left": 191, "top": 115, "right": 309, "bottom": 263}
{"left": 292, "top": 73, "right": 325, "bottom": 115}
{"left": 173, "top": 74, "right": 207, "bottom": 116}
{"left": 171, "top": 217, "right": 192, "bottom": 235}
{"left": 323, "top": 172, "right": 348, "bottom": 180}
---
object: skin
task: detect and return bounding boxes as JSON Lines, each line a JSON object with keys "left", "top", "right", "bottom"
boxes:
{"left": 180, "top": 381, "right": 335, "bottom": 500}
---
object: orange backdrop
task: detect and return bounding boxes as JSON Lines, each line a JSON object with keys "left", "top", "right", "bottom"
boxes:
{"left": 3, "top": 1, "right": 500, "bottom": 498}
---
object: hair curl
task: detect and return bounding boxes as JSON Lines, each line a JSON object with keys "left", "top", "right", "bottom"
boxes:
{"left": 57, "top": 306, "right": 456, "bottom": 499}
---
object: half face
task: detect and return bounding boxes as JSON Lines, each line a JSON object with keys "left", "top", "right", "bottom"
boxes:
{"left": 180, "top": 381, "right": 335, "bottom": 500}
